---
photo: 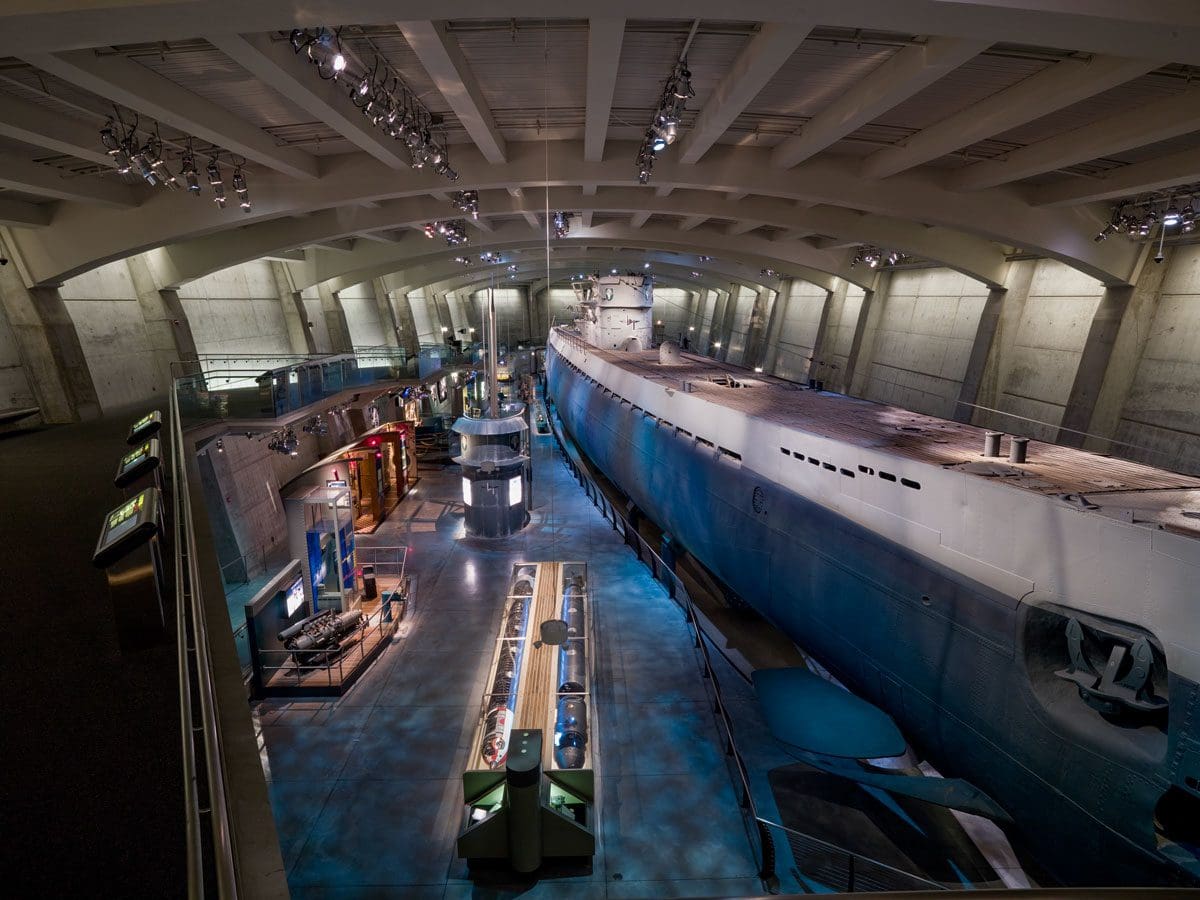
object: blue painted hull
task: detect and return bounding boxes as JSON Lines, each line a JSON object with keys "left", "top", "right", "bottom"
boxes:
{"left": 547, "top": 343, "right": 1200, "bottom": 887}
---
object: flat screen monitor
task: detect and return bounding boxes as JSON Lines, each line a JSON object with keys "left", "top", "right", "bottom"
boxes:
{"left": 285, "top": 576, "right": 306, "bottom": 617}
{"left": 126, "top": 410, "right": 162, "bottom": 446}
{"left": 114, "top": 437, "right": 162, "bottom": 488}
{"left": 93, "top": 487, "right": 162, "bottom": 568}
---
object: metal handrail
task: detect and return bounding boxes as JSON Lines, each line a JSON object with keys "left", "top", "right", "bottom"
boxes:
{"left": 170, "top": 386, "right": 239, "bottom": 899}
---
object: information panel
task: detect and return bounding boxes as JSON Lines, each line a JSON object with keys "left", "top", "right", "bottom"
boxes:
{"left": 126, "top": 409, "right": 162, "bottom": 445}
{"left": 114, "top": 436, "right": 162, "bottom": 488}
{"left": 93, "top": 487, "right": 162, "bottom": 568}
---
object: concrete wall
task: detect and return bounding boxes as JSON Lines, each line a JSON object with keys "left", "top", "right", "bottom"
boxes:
{"left": 989, "top": 260, "right": 1105, "bottom": 441}
{"left": 1109, "top": 244, "right": 1200, "bottom": 470}
{"left": 336, "top": 282, "right": 386, "bottom": 348}
{"left": 301, "top": 287, "right": 332, "bottom": 353}
{"left": 772, "top": 280, "right": 828, "bottom": 382}
{"left": 406, "top": 289, "right": 439, "bottom": 344}
{"left": 653, "top": 288, "right": 693, "bottom": 344}
{"left": 0, "top": 294, "right": 35, "bottom": 411}
{"left": 858, "top": 269, "right": 990, "bottom": 419}
{"left": 723, "top": 286, "right": 758, "bottom": 363}
{"left": 61, "top": 260, "right": 164, "bottom": 410}
{"left": 179, "top": 261, "right": 294, "bottom": 365}
{"left": 465, "top": 287, "right": 530, "bottom": 346}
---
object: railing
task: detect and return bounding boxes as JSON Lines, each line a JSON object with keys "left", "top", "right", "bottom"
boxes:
{"left": 256, "top": 598, "right": 403, "bottom": 690}
{"left": 547, "top": 405, "right": 950, "bottom": 894}
{"left": 169, "top": 385, "right": 239, "bottom": 899}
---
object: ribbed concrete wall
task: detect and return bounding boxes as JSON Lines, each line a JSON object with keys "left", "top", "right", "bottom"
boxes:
{"left": 859, "top": 269, "right": 989, "bottom": 419}
{"left": 653, "top": 288, "right": 692, "bottom": 343}
{"left": 772, "top": 280, "right": 827, "bottom": 382}
{"left": 336, "top": 282, "right": 387, "bottom": 348}
{"left": 61, "top": 260, "right": 163, "bottom": 411}
{"left": 0, "top": 296, "right": 34, "bottom": 411}
{"left": 992, "top": 260, "right": 1105, "bottom": 441}
{"left": 1112, "top": 245, "right": 1200, "bottom": 471}
{"left": 178, "top": 261, "right": 293, "bottom": 364}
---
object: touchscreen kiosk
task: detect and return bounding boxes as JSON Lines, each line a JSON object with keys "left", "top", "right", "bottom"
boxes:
{"left": 114, "top": 437, "right": 162, "bottom": 489}
{"left": 126, "top": 409, "right": 162, "bottom": 445}
{"left": 93, "top": 488, "right": 166, "bottom": 651}
{"left": 93, "top": 487, "right": 161, "bottom": 568}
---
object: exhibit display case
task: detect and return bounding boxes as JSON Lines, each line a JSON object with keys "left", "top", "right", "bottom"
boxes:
{"left": 458, "top": 562, "right": 595, "bottom": 872}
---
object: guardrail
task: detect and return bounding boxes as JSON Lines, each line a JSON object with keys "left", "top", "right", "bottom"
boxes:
{"left": 169, "top": 387, "right": 239, "bottom": 899}
{"left": 547, "top": 404, "right": 949, "bottom": 894}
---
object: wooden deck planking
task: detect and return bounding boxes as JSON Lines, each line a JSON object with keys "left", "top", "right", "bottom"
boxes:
{"left": 560, "top": 332, "right": 1200, "bottom": 533}
{"left": 517, "top": 562, "right": 561, "bottom": 767}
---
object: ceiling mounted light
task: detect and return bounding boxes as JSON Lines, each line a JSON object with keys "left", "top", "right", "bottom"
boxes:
{"left": 207, "top": 158, "right": 226, "bottom": 209}
{"left": 634, "top": 55, "right": 696, "bottom": 184}
{"left": 232, "top": 165, "right": 250, "bottom": 212}
{"left": 552, "top": 211, "right": 572, "bottom": 239}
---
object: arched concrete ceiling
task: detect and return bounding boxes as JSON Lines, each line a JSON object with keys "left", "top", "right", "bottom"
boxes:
{"left": 313, "top": 228, "right": 831, "bottom": 295}
{"left": 4, "top": 2, "right": 1199, "bottom": 62}
{"left": 0, "top": 3, "right": 1192, "bottom": 294}
{"left": 10, "top": 143, "right": 1133, "bottom": 288}
{"left": 383, "top": 255, "right": 776, "bottom": 300}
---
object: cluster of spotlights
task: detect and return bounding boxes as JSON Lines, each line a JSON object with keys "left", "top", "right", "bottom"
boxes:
{"left": 301, "top": 416, "right": 329, "bottom": 436}
{"left": 290, "top": 28, "right": 457, "bottom": 179}
{"left": 552, "top": 211, "right": 573, "bottom": 239}
{"left": 1095, "top": 197, "right": 1197, "bottom": 242}
{"left": 100, "top": 116, "right": 251, "bottom": 212}
{"left": 424, "top": 220, "right": 469, "bottom": 246}
{"left": 760, "top": 267, "right": 782, "bottom": 278}
{"left": 268, "top": 428, "right": 300, "bottom": 457}
{"left": 636, "top": 59, "right": 695, "bottom": 184}
{"left": 452, "top": 190, "right": 479, "bottom": 219}
{"left": 850, "top": 245, "right": 905, "bottom": 269}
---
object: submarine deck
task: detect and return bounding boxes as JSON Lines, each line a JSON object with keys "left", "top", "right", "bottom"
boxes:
{"left": 554, "top": 328, "right": 1200, "bottom": 538}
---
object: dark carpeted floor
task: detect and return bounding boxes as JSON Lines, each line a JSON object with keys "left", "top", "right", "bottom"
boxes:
{"left": 0, "top": 415, "right": 183, "bottom": 897}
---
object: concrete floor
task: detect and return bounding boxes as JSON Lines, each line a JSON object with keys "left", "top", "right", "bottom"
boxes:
{"left": 253, "top": 422, "right": 772, "bottom": 898}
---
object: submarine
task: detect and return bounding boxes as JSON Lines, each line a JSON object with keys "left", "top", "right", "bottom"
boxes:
{"left": 545, "top": 272, "right": 1200, "bottom": 887}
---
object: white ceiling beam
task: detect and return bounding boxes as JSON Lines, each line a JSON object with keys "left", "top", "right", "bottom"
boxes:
{"left": 655, "top": 185, "right": 674, "bottom": 197}
{"left": 581, "top": 211, "right": 594, "bottom": 228}
{"left": 508, "top": 187, "right": 524, "bottom": 198}
{"left": 630, "top": 210, "right": 651, "bottom": 228}
{"left": 771, "top": 37, "right": 987, "bottom": 169}
{"left": 0, "top": 94, "right": 110, "bottom": 167}
{"left": 1034, "top": 147, "right": 1200, "bottom": 207}
{"left": 726, "top": 191, "right": 749, "bottom": 202}
{"left": 726, "top": 220, "right": 761, "bottom": 236}
{"left": 356, "top": 230, "right": 405, "bottom": 244}
{"left": 522, "top": 211, "right": 540, "bottom": 229}
{"left": 679, "top": 215, "right": 707, "bottom": 231}
{"left": 952, "top": 86, "right": 1200, "bottom": 191}
{"left": 862, "top": 55, "right": 1160, "bottom": 179}
{"left": 26, "top": 48, "right": 320, "bottom": 182}
{"left": 773, "top": 228, "right": 816, "bottom": 241}
{"left": 0, "top": 153, "right": 134, "bottom": 206}
{"left": 309, "top": 239, "right": 356, "bottom": 253}
{"left": 205, "top": 32, "right": 411, "bottom": 171}
{"left": 471, "top": 216, "right": 493, "bottom": 232}
{"left": 396, "top": 20, "right": 507, "bottom": 164}
{"left": 581, "top": 183, "right": 598, "bottom": 196}
{"left": 0, "top": 197, "right": 52, "bottom": 227}
{"left": 584, "top": 18, "right": 625, "bottom": 163}
{"left": 679, "top": 23, "right": 812, "bottom": 165}
{"left": 9, "top": 3, "right": 1200, "bottom": 64}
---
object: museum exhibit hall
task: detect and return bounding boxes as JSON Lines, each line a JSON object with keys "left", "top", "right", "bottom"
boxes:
{"left": 7, "top": 3, "right": 1200, "bottom": 898}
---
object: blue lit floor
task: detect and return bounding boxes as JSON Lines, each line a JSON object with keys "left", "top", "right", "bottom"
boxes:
{"left": 252, "top": 422, "right": 774, "bottom": 898}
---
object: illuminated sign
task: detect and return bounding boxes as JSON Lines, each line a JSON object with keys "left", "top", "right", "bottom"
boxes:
{"left": 285, "top": 577, "right": 306, "bottom": 616}
{"left": 462, "top": 477, "right": 473, "bottom": 506}
{"left": 105, "top": 492, "right": 145, "bottom": 543}
{"left": 326, "top": 480, "right": 348, "bottom": 488}
{"left": 93, "top": 486, "right": 161, "bottom": 568}
{"left": 126, "top": 409, "right": 162, "bottom": 445}
{"left": 508, "top": 475, "right": 523, "bottom": 507}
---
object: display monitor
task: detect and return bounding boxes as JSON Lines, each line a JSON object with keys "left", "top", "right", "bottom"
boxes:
{"left": 284, "top": 576, "right": 306, "bottom": 616}
{"left": 92, "top": 487, "right": 162, "bottom": 568}
{"left": 114, "top": 437, "right": 162, "bottom": 488}
{"left": 126, "top": 410, "right": 162, "bottom": 445}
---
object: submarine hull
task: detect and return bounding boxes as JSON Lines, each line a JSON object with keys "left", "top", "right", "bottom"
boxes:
{"left": 547, "top": 339, "right": 1200, "bottom": 888}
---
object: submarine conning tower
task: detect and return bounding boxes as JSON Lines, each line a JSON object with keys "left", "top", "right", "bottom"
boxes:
{"left": 572, "top": 273, "right": 654, "bottom": 351}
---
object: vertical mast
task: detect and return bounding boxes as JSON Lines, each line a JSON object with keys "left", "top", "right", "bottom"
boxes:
{"left": 488, "top": 284, "right": 499, "bottom": 418}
